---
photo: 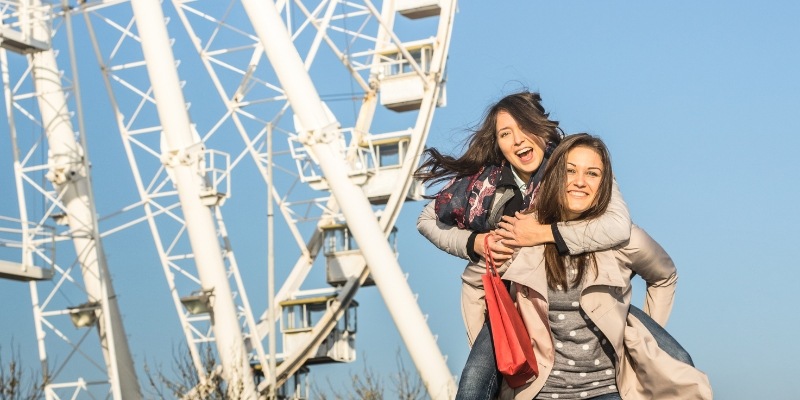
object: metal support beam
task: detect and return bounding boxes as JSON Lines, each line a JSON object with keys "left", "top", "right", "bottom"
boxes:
{"left": 23, "top": 1, "right": 141, "bottom": 397}
{"left": 129, "top": 1, "right": 257, "bottom": 398}
{"left": 240, "top": 0, "right": 456, "bottom": 398}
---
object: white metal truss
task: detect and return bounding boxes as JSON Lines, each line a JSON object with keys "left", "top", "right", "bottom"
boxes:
{"left": 164, "top": 0, "right": 459, "bottom": 397}
{"left": 2, "top": 0, "right": 458, "bottom": 398}
{"left": 0, "top": 1, "right": 141, "bottom": 398}
{"left": 77, "top": 2, "right": 264, "bottom": 397}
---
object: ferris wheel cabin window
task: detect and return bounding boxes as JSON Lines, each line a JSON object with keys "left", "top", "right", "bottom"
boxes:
{"left": 376, "top": 139, "right": 408, "bottom": 169}
{"left": 386, "top": 46, "right": 432, "bottom": 77}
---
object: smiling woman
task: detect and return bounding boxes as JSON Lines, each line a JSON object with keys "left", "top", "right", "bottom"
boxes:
{"left": 499, "top": 134, "right": 713, "bottom": 399}
{"left": 413, "top": 90, "right": 567, "bottom": 267}
{"left": 495, "top": 110, "right": 547, "bottom": 184}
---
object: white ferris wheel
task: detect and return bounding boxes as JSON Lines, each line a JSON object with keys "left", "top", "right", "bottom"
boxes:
{"left": 0, "top": 0, "right": 457, "bottom": 399}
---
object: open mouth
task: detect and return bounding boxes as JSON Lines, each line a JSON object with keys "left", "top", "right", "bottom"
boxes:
{"left": 516, "top": 147, "right": 533, "bottom": 162}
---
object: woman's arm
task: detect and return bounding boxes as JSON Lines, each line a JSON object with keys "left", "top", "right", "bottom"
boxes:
{"left": 417, "top": 201, "right": 515, "bottom": 263}
{"left": 619, "top": 225, "right": 678, "bottom": 327}
{"left": 496, "top": 178, "right": 632, "bottom": 255}
{"left": 417, "top": 200, "right": 476, "bottom": 261}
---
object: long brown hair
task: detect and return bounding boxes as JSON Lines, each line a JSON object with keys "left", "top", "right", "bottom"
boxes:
{"left": 414, "top": 90, "right": 562, "bottom": 189}
{"left": 531, "top": 133, "right": 614, "bottom": 290}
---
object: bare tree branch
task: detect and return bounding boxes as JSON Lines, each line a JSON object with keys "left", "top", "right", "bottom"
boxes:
{"left": 0, "top": 345, "right": 45, "bottom": 400}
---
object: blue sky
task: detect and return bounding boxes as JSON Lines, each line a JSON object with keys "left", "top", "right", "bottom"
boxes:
{"left": 2, "top": 2, "right": 799, "bottom": 399}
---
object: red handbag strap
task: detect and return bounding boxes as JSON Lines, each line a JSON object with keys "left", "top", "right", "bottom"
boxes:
{"left": 484, "top": 233, "right": 499, "bottom": 277}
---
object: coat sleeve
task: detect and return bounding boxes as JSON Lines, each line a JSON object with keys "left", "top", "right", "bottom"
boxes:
{"left": 417, "top": 200, "right": 474, "bottom": 260}
{"left": 555, "top": 178, "right": 632, "bottom": 255}
{"left": 618, "top": 225, "right": 678, "bottom": 327}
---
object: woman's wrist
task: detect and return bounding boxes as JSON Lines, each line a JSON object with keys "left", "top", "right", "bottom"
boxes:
{"left": 467, "top": 231, "right": 482, "bottom": 261}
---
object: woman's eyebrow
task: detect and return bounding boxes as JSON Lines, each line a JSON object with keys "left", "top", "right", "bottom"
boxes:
{"left": 566, "top": 162, "right": 602, "bottom": 170}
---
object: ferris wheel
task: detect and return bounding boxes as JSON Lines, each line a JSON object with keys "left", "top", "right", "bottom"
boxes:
{"left": 1, "top": 0, "right": 457, "bottom": 399}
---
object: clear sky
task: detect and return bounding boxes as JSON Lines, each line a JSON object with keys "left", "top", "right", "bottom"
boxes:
{"left": 1, "top": 2, "right": 799, "bottom": 399}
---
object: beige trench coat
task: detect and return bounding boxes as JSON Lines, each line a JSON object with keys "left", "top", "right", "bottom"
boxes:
{"left": 499, "top": 226, "right": 713, "bottom": 400}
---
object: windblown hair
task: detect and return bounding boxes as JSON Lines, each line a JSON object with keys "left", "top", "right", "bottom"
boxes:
{"left": 413, "top": 90, "right": 562, "bottom": 189}
{"left": 531, "top": 133, "right": 614, "bottom": 290}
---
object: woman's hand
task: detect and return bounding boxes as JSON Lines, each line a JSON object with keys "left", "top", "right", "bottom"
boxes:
{"left": 474, "top": 232, "right": 515, "bottom": 263}
{"left": 496, "top": 211, "right": 555, "bottom": 247}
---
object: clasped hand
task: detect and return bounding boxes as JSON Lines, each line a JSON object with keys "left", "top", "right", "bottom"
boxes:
{"left": 476, "top": 212, "right": 551, "bottom": 263}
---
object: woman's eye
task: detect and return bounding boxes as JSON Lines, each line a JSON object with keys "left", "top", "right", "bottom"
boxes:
{"left": 588, "top": 171, "right": 600, "bottom": 177}
{"left": 498, "top": 131, "right": 509, "bottom": 138}
{"left": 566, "top": 168, "right": 576, "bottom": 174}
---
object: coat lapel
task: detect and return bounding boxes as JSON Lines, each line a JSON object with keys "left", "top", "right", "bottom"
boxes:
{"left": 583, "top": 249, "right": 627, "bottom": 289}
{"left": 503, "top": 246, "right": 548, "bottom": 298}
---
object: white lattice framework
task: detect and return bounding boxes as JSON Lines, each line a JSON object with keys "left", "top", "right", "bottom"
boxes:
{"left": 1, "top": 0, "right": 458, "bottom": 398}
{"left": 1, "top": 1, "right": 141, "bottom": 398}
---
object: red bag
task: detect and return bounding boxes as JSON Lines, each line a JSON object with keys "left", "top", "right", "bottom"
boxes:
{"left": 482, "top": 234, "right": 538, "bottom": 388}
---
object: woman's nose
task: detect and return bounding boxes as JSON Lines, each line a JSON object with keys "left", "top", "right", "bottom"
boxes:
{"left": 572, "top": 172, "right": 586, "bottom": 186}
{"left": 512, "top": 130, "right": 525, "bottom": 144}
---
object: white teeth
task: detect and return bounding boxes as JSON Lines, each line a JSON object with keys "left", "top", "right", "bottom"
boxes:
{"left": 516, "top": 148, "right": 531, "bottom": 155}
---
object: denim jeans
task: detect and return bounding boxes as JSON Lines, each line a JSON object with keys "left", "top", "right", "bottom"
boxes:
{"left": 455, "top": 322, "right": 502, "bottom": 400}
{"left": 590, "top": 394, "right": 623, "bottom": 400}
{"left": 455, "top": 305, "right": 692, "bottom": 400}
{"left": 627, "top": 305, "right": 694, "bottom": 366}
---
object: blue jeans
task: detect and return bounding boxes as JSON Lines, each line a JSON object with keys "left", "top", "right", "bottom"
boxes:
{"left": 627, "top": 305, "right": 693, "bottom": 366}
{"left": 455, "top": 305, "right": 692, "bottom": 400}
{"left": 455, "top": 322, "right": 502, "bottom": 400}
{"left": 590, "top": 394, "right": 622, "bottom": 400}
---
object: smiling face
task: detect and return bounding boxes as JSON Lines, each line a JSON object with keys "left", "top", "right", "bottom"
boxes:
{"left": 564, "top": 146, "right": 604, "bottom": 220}
{"left": 495, "top": 110, "right": 546, "bottom": 183}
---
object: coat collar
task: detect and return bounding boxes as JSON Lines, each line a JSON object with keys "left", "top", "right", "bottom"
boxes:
{"left": 503, "top": 245, "right": 627, "bottom": 297}
{"left": 503, "top": 245, "right": 549, "bottom": 296}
